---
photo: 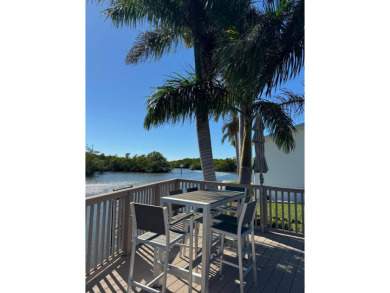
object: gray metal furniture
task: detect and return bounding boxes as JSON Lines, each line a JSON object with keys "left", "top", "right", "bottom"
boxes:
{"left": 127, "top": 203, "right": 195, "bottom": 293}
{"left": 160, "top": 189, "right": 245, "bottom": 293}
{"left": 168, "top": 189, "right": 186, "bottom": 213}
{"left": 187, "top": 186, "right": 219, "bottom": 216}
{"left": 210, "top": 200, "right": 259, "bottom": 293}
{"left": 168, "top": 190, "right": 203, "bottom": 258}
{"left": 186, "top": 187, "right": 199, "bottom": 192}
{"left": 216, "top": 186, "right": 250, "bottom": 216}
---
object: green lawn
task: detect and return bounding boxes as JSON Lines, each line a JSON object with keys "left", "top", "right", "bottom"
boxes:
{"left": 222, "top": 183, "right": 304, "bottom": 233}
{"left": 256, "top": 202, "right": 304, "bottom": 233}
{"left": 224, "top": 201, "right": 304, "bottom": 233}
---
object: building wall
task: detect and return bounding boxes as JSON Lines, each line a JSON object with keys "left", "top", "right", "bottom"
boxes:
{"left": 253, "top": 123, "right": 304, "bottom": 189}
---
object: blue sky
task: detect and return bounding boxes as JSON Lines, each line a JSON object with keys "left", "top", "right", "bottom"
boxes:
{"left": 86, "top": 2, "right": 304, "bottom": 161}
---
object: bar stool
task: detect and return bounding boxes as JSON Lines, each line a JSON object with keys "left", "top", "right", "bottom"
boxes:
{"left": 127, "top": 202, "right": 195, "bottom": 293}
{"left": 216, "top": 186, "right": 249, "bottom": 215}
{"left": 167, "top": 190, "right": 202, "bottom": 258}
{"left": 210, "top": 200, "right": 259, "bottom": 293}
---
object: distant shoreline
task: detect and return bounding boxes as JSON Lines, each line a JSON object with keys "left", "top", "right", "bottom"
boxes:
{"left": 86, "top": 148, "right": 237, "bottom": 177}
{"left": 85, "top": 169, "right": 238, "bottom": 197}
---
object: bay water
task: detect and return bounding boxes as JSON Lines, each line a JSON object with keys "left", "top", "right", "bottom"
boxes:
{"left": 86, "top": 168, "right": 238, "bottom": 197}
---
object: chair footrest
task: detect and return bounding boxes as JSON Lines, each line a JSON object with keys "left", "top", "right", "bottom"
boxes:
{"left": 215, "top": 258, "right": 255, "bottom": 274}
{"left": 217, "top": 205, "right": 238, "bottom": 211}
{"left": 130, "top": 280, "right": 161, "bottom": 293}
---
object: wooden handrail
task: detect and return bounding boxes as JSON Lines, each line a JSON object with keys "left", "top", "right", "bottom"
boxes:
{"left": 86, "top": 178, "right": 179, "bottom": 205}
{"left": 85, "top": 178, "right": 304, "bottom": 282}
{"left": 262, "top": 185, "right": 304, "bottom": 193}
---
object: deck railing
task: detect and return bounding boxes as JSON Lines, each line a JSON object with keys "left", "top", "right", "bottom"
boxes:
{"left": 85, "top": 179, "right": 179, "bottom": 282}
{"left": 264, "top": 186, "right": 305, "bottom": 234}
{"left": 85, "top": 178, "right": 304, "bottom": 282}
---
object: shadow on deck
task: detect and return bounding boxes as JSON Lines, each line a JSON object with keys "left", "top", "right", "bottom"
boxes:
{"left": 86, "top": 230, "right": 304, "bottom": 293}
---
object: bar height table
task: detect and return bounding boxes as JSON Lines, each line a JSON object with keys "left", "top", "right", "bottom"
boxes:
{"left": 160, "top": 189, "right": 245, "bottom": 293}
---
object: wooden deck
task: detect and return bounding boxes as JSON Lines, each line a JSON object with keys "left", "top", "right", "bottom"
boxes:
{"left": 86, "top": 229, "right": 304, "bottom": 293}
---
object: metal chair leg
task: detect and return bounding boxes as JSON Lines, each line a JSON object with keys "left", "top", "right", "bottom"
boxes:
{"left": 180, "top": 221, "right": 186, "bottom": 257}
{"left": 195, "top": 222, "right": 199, "bottom": 273}
{"left": 245, "top": 234, "right": 250, "bottom": 259}
{"left": 162, "top": 247, "right": 169, "bottom": 293}
{"left": 237, "top": 236, "right": 244, "bottom": 293}
{"left": 127, "top": 240, "right": 137, "bottom": 293}
{"left": 219, "top": 234, "right": 225, "bottom": 276}
{"left": 188, "top": 218, "right": 193, "bottom": 293}
{"left": 152, "top": 247, "right": 159, "bottom": 284}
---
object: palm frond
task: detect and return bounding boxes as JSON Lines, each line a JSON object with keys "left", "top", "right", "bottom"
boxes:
{"left": 273, "top": 88, "right": 304, "bottom": 118}
{"left": 126, "top": 27, "right": 189, "bottom": 65}
{"left": 221, "top": 132, "right": 229, "bottom": 144}
{"left": 216, "top": 0, "right": 304, "bottom": 97}
{"left": 93, "top": 0, "right": 184, "bottom": 29}
{"left": 221, "top": 113, "right": 239, "bottom": 145}
{"left": 205, "top": 0, "right": 252, "bottom": 31}
{"left": 144, "top": 72, "right": 231, "bottom": 129}
{"left": 255, "top": 100, "right": 297, "bottom": 153}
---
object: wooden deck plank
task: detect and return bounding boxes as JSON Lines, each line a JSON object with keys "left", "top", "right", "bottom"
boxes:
{"left": 262, "top": 236, "right": 301, "bottom": 292}
{"left": 201, "top": 235, "right": 241, "bottom": 292}
{"left": 227, "top": 232, "right": 283, "bottom": 293}
{"left": 86, "top": 228, "right": 304, "bottom": 293}
{"left": 165, "top": 230, "right": 205, "bottom": 292}
{"left": 276, "top": 236, "right": 304, "bottom": 293}
{"left": 288, "top": 249, "right": 305, "bottom": 293}
{"left": 232, "top": 232, "right": 287, "bottom": 293}
{"left": 246, "top": 233, "right": 294, "bottom": 293}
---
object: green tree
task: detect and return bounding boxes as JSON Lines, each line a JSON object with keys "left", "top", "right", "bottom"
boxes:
{"left": 86, "top": 145, "right": 100, "bottom": 176}
{"left": 145, "top": 151, "right": 170, "bottom": 172}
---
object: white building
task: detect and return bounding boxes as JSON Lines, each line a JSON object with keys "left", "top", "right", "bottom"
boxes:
{"left": 253, "top": 123, "right": 304, "bottom": 189}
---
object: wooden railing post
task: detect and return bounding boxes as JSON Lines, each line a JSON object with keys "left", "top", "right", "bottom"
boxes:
{"left": 153, "top": 183, "right": 161, "bottom": 206}
{"left": 174, "top": 179, "right": 181, "bottom": 191}
{"left": 122, "top": 191, "right": 133, "bottom": 255}
{"left": 260, "top": 185, "right": 268, "bottom": 233}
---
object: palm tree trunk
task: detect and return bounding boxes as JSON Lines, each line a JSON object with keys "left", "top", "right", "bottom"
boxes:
{"left": 238, "top": 116, "right": 252, "bottom": 185}
{"left": 194, "top": 40, "right": 202, "bottom": 78}
{"left": 196, "top": 112, "right": 217, "bottom": 181}
{"left": 238, "top": 111, "right": 244, "bottom": 163}
{"left": 193, "top": 32, "right": 216, "bottom": 181}
{"left": 235, "top": 132, "right": 240, "bottom": 175}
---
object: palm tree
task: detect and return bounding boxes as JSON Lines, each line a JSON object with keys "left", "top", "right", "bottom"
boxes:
{"left": 216, "top": 0, "right": 305, "bottom": 184}
{"left": 94, "top": 0, "right": 252, "bottom": 181}
{"left": 218, "top": 0, "right": 304, "bottom": 97}
{"left": 144, "top": 71, "right": 241, "bottom": 180}
{"left": 221, "top": 114, "right": 240, "bottom": 174}
{"left": 218, "top": 91, "right": 304, "bottom": 185}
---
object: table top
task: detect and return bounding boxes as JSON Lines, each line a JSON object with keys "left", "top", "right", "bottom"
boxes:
{"left": 160, "top": 189, "right": 244, "bottom": 209}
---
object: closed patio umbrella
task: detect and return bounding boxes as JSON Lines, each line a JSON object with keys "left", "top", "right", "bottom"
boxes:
{"left": 252, "top": 115, "right": 268, "bottom": 185}
{"left": 253, "top": 114, "right": 269, "bottom": 233}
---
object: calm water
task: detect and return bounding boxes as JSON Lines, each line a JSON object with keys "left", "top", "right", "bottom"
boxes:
{"left": 85, "top": 168, "right": 238, "bottom": 196}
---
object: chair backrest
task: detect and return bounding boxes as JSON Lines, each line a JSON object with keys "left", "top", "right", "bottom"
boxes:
{"left": 168, "top": 189, "right": 185, "bottom": 211}
{"left": 244, "top": 193, "right": 252, "bottom": 203}
{"left": 169, "top": 189, "right": 183, "bottom": 196}
{"left": 225, "top": 185, "right": 249, "bottom": 204}
{"left": 186, "top": 187, "right": 199, "bottom": 192}
{"left": 238, "top": 200, "right": 258, "bottom": 227}
{"left": 225, "top": 185, "right": 246, "bottom": 192}
{"left": 131, "top": 203, "right": 167, "bottom": 235}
